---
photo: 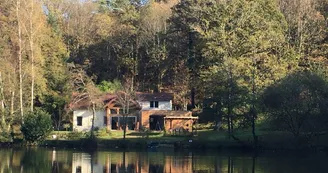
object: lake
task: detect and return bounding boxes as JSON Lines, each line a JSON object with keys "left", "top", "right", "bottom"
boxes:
{"left": 0, "top": 147, "right": 327, "bottom": 173}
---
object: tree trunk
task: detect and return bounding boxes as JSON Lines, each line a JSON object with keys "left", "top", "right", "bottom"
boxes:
{"left": 29, "top": 0, "right": 35, "bottom": 112}
{"left": 16, "top": 0, "right": 24, "bottom": 120}
{"left": 251, "top": 58, "right": 258, "bottom": 148}
{"left": 123, "top": 115, "right": 127, "bottom": 140}
{"left": 0, "top": 72, "right": 5, "bottom": 130}
{"left": 9, "top": 91, "right": 14, "bottom": 132}
{"left": 106, "top": 108, "right": 110, "bottom": 132}
{"left": 123, "top": 94, "right": 129, "bottom": 140}
{"left": 191, "top": 87, "right": 195, "bottom": 109}
{"left": 227, "top": 105, "right": 232, "bottom": 139}
{"left": 227, "top": 65, "right": 233, "bottom": 139}
{"left": 91, "top": 102, "right": 96, "bottom": 138}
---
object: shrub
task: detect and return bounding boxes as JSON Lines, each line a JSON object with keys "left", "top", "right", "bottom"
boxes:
{"left": 63, "top": 123, "right": 71, "bottom": 131}
{"left": 21, "top": 109, "right": 53, "bottom": 144}
{"left": 96, "top": 128, "right": 109, "bottom": 137}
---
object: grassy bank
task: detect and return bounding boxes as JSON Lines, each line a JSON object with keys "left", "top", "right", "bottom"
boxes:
{"left": 37, "top": 129, "right": 328, "bottom": 151}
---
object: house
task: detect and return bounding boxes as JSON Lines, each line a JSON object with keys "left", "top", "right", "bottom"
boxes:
{"left": 70, "top": 92, "right": 198, "bottom": 133}
{"left": 70, "top": 94, "right": 118, "bottom": 132}
{"left": 70, "top": 93, "right": 139, "bottom": 132}
{"left": 137, "top": 92, "right": 198, "bottom": 133}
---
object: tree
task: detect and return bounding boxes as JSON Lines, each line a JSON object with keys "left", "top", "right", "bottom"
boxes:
{"left": 114, "top": 80, "right": 139, "bottom": 140}
{"left": 263, "top": 71, "right": 328, "bottom": 139}
{"left": 138, "top": 0, "right": 177, "bottom": 91}
{"left": 97, "top": 79, "right": 122, "bottom": 93}
{"left": 278, "top": 0, "right": 326, "bottom": 57}
{"left": 70, "top": 66, "right": 102, "bottom": 138}
{"left": 171, "top": 0, "right": 291, "bottom": 144}
{"left": 21, "top": 108, "right": 53, "bottom": 144}
{"left": 16, "top": 0, "right": 24, "bottom": 119}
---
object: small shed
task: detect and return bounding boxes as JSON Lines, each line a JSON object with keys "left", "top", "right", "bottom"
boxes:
{"left": 140, "top": 110, "right": 198, "bottom": 133}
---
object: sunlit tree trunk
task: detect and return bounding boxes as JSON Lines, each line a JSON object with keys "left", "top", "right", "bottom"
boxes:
{"left": 9, "top": 91, "right": 14, "bottom": 132}
{"left": 0, "top": 72, "right": 5, "bottom": 130}
{"left": 29, "top": 0, "right": 35, "bottom": 112}
{"left": 16, "top": 0, "right": 24, "bottom": 119}
{"left": 91, "top": 102, "right": 96, "bottom": 137}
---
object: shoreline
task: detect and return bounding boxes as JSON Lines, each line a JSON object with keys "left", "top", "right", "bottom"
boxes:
{"left": 1, "top": 138, "right": 326, "bottom": 152}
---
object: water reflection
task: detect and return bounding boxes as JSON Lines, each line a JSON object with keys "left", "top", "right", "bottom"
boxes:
{"left": 0, "top": 148, "right": 328, "bottom": 173}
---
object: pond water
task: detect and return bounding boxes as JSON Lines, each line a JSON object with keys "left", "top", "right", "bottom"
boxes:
{"left": 0, "top": 147, "right": 327, "bottom": 173}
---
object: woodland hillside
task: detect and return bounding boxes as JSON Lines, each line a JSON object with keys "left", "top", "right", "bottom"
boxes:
{"left": 0, "top": 0, "right": 327, "bottom": 139}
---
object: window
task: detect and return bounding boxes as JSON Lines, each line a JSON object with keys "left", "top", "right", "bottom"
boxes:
{"left": 104, "top": 116, "right": 108, "bottom": 125}
{"left": 77, "top": 116, "right": 82, "bottom": 126}
{"left": 111, "top": 116, "right": 137, "bottom": 130}
{"left": 76, "top": 166, "right": 81, "bottom": 173}
{"left": 150, "top": 101, "right": 159, "bottom": 108}
{"left": 110, "top": 109, "right": 117, "bottom": 114}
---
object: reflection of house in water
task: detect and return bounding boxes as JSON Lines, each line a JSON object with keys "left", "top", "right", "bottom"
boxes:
{"left": 70, "top": 152, "right": 195, "bottom": 173}
{"left": 72, "top": 153, "right": 104, "bottom": 173}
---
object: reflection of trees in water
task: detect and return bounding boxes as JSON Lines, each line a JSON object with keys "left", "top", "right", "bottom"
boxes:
{"left": 226, "top": 155, "right": 257, "bottom": 173}
{"left": 252, "top": 155, "right": 256, "bottom": 173}
{"left": 226, "top": 155, "right": 256, "bottom": 173}
{"left": 228, "top": 156, "right": 234, "bottom": 173}
{"left": 149, "top": 164, "right": 164, "bottom": 173}
{"left": 2, "top": 148, "right": 328, "bottom": 173}
{"left": 0, "top": 148, "right": 72, "bottom": 173}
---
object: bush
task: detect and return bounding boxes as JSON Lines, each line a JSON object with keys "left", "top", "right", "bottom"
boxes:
{"left": 21, "top": 109, "right": 53, "bottom": 144}
{"left": 96, "top": 128, "right": 109, "bottom": 137}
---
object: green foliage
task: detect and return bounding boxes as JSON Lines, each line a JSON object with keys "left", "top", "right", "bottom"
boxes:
{"left": 67, "top": 131, "right": 84, "bottom": 140}
{"left": 97, "top": 79, "right": 122, "bottom": 93}
{"left": 43, "top": 94, "right": 68, "bottom": 130}
{"left": 21, "top": 109, "right": 53, "bottom": 144}
{"left": 263, "top": 71, "right": 328, "bottom": 138}
{"left": 0, "top": 131, "right": 11, "bottom": 142}
{"left": 95, "top": 128, "right": 110, "bottom": 137}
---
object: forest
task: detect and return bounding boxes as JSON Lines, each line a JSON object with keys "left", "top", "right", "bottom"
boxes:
{"left": 0, "top": 0, "right": 328, "bottom": 143}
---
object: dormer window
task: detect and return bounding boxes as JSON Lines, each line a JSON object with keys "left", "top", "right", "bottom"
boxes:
{"left": 150, "top": 101, "right": 159, "bottom": 108}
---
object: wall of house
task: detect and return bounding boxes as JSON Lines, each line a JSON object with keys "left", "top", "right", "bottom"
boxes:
{"left": 73, "top": 110, "right": 106, "bottom": 132}
{"left": 139, "top": 100, "right": 172, "bottom": 110}
{"left": 140, "top": 110, "right": 194, "bottom": 131}
{"left": 164, "top": 119, "right": 194, "bottom": 132}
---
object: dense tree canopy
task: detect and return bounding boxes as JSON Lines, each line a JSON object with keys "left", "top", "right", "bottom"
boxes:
{"left": 0, "top": 0, "right": 327, "bottom": 140}
{"left": 263, "top": 71, "right": 328, "bottom": 138}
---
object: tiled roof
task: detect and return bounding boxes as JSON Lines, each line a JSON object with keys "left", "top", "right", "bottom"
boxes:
{"left": 136, "top": 92, "right": 173, "bottom": 101}
{"left": 69, "top": 93, "right": 116, "bottom": 110}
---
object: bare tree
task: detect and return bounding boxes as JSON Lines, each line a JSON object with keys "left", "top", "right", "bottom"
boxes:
{"left": 28, "top": 0, "right": 35, "bottom": 112}
{"left": 16, "top": 0, "right": 23, "bottom": 119}
{"left": 114, "top": 81, "right": 139, "bottom": 140}
{"left": 70, "top": 67, "right": 102, "bottom": 137}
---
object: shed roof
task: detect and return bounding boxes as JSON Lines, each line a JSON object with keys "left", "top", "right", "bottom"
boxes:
{"left": 164, "top": 116, "right": 198, "bottom": 119}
